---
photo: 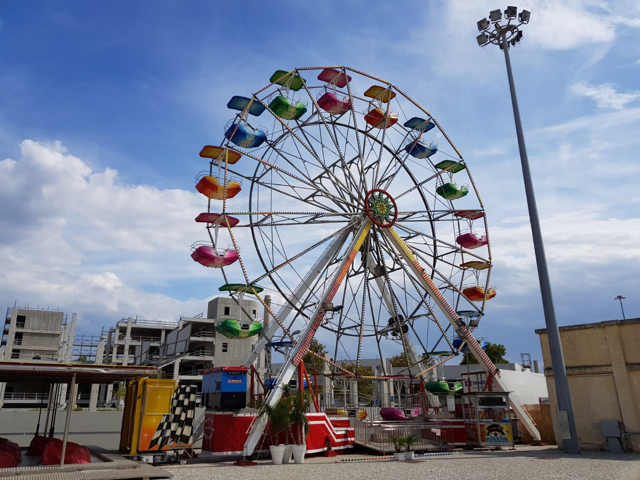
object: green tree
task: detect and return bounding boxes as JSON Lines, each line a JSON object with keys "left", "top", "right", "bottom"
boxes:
{"left": 340, "top": 363, "right": 374, "bottom": 404}
{"left": 76, "top": 355, "right": 88, "bottom": 363}
{"left": 460, "top": 342, "right": 508, "bottom": 365}
{"left": 303, "top": 339, "right": 327, "bottom": 374}
{"left": 389, "top": 354, "right": 408, "bottom": 367}
{"left": 389, "top": 352, "right": 431, "bottom": 367}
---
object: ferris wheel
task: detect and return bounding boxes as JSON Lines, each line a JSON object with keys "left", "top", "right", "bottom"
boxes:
{"left": 191, "top": 66, "right": 519, "bottom": 453}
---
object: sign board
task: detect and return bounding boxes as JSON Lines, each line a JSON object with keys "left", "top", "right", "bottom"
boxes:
{"left": 461, "top": 371, "right": 497, "bottom": 393}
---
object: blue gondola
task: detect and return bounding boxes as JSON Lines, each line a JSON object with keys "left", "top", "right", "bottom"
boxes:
{"left": 405, "top": 140, "right": 438, "bottom": 159}
{"left": 404, "top": 117, "right": 435, "bottom": 133}
{"left": 224, "top": 123, "right": 267, "bottom": 149}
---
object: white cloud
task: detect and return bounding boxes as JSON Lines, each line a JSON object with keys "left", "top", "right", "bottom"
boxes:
{"left": 570, "top": 82, "right": 640, "bottom": 110}
{"left": 0, "top": 140, "right": 232, "bottom": 329}
{"left": 533, "top": 107, "right": 640, "bottom": 134}
{"left": 473, "top": 146, "right": 508, "bottom": 157}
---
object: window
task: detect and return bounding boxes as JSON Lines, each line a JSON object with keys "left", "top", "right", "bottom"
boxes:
{"left": 11, "top": 351, "right": 19, "bottom": 359}
{"left": 16, "top": 315, "right": 26, "bottom": 329}
{"left": 224, "top": 306, "right": 230, "bottom": 316}
{"left": 253, "top": 309, "right": 257, "bottom": 318}
{"left": 222, "top": 343, "right": 228, "bottom": 353}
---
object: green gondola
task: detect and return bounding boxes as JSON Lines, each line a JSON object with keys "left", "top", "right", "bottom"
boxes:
{"left": 269, "top": 70, "right": 306, "bottom": 91}
{"left": 268, "top": 96, "right": 307, "bottom": 121}
{"left": 218, "top": 283, "right": 264, "bottom": 295}
{"left": 424, "top": 381, "right": 463, "bottom": 395}
{"left": 434, "top": 160, "right": 466, "bottom": 173}
{"left": 216, "top": 319, "right": 264, "bottom": 339}
{"left": 436, "top": 182, "right": 469, "bottom": 200}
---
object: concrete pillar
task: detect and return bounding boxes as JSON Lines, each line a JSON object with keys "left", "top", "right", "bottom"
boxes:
{"left": 160, "top": 328, "right": 166, "bottom": 345}
{"left": 349, "top": 378, "right": 358, "bottom": 407}
{"left": 110, "top": 327, "right": 118, "bottom": 364}
{"left": 264, "top": 295, "right": 271, "bottom": 377}
{"left": 604, "top": 324, "right": 640, "bottom": 451}
{"left": 322, "top": 353, "right": 333, "bottom": 407}
{"left": 533, "top": 360, "right": 540, "bottom": 374}
{"left": 122, "top": 317, "right": 133, "bottom": 366}
{"left": 63, "top": 313, "right": 77, "bottom": 363}
{"left": 88, "top": 341, "right": 105, "bottom": 412}
{"left": 173, "top": 359, "right": 181, "bottom": 380}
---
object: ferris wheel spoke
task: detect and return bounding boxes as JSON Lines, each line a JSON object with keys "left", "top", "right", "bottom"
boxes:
{"left": 251, "top": 145, "right": 358, "bottom": 211}
{"left": 228, "top": 149, "right": 349, "bottom": 211}
{"left": 394, "top": 161, "right": 468, "bottom": 201}
{"left": 366, "top": 230, "right": 416, "bottom": 373}
{"left": 378, "top": 234, "right": 459, "bottom": 351}
{"left": 394, "top": 222, "right": 490, "bottom": 263}
{"left": 299, "top": 81, "right": 363, "bottom": 198}
{"left": 257, "top": 96, "right": 362, "bottom": 208}
{"left": 371, "top": 97, "right": 394, "bottom": 188}
{"left": 249, "top": 225, "right": 352, "bottom": 286}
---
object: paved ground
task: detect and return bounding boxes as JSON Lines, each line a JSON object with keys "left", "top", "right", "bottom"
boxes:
{"left": 165, "top": 446, "right": 640, "bottom": 480}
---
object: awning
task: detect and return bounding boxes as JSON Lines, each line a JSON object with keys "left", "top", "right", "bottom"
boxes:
{"left": 0, "top": 361, "right": 158, "bottom": 384}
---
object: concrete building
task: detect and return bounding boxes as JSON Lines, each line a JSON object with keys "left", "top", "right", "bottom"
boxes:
{"left": 536, "top": 318, "right": 640, "bottom": 452}
{"left": 152, "top": 297, "right": 264, "bottom": 400}
{"left": 0, "top": 306, "right": 76, "bottom": 409}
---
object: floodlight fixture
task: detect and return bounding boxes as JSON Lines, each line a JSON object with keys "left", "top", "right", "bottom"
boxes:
{"left": 477, "top": 18, "right": 490, "bottom": 31}
{"left": 519, "top": 9, "right": 531, "bottom": 23}
{"left": 477, "top": 33, "right": 490, "bottom": 46}
{"left": 505, "top": 6, "right": 518, "bottom": 18}
{"left": 489, "top": 9, "right": 502, "bottom": 22}
{"left": 469, "top": 317, "right": 481, "bottom": 328}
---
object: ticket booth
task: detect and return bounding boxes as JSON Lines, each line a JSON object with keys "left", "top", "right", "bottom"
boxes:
{"left": 462, "top": 392, "right": 514, "bottom": 448}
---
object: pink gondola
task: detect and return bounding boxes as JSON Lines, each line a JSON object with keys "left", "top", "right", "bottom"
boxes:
{"left": 456, "top": 232, "right": 488, "bottom": 249}
{"left": 195, "top": 213, "right": 240, "bottom": 227}
{"left": 191, "top": 246, "right": 238, "bottom": 268}
{"left": 317, "top": 68, "right": 352, "bottom": 88}
{"left": 317, "top": 92, "right": 351, "bottom": 115}
{"left": 380, "top": 408, "right": 407, "bottom": 421}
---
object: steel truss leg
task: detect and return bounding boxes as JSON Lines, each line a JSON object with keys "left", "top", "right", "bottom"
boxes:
{"left": 242, "top": 222, "right": 372, "bottom": 457}
{"left": 242, "top": 227, "right": 353, "bottom": 369}
{"left": 382, "top": 227, "right": 541, "bottom": 441}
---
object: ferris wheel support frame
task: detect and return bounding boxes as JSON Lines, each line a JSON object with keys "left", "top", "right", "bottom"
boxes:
{"left": 241, "top": 227, "right": 353, "bottom": 369}
{"left": 382, "top": 227, "right": 541, "bottom": 441}
{"left": 242, "top": 221, "right": 372, "bottom": 457}
{"left": 365, "top": 253, "right": 430, "bottom": 379}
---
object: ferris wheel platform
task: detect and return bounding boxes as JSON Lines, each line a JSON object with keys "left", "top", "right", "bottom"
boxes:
{"left": 202, "top": 412, "right": 354, "bottom": 457}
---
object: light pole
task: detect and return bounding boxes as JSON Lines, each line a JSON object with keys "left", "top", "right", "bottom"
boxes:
{"left": 476, "top": 7, "right": 580, "bottom": 454}
{"left": 615, "top": 295, "right": 626, "bottom": 320}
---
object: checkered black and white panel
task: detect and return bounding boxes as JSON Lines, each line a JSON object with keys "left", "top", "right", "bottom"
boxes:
{"left": 148, "top": 385, "right": 198, "bottom": 450}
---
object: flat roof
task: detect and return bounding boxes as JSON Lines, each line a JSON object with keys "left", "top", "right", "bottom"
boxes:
{"left": 535, "top": 317, "right": 640, "bottom": 335}
{"left": 0, "top": 361, "right": 158, "bottom": 384}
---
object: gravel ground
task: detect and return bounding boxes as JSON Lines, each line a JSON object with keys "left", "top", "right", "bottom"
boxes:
{"left": 165, "top": 446, "right": 640, "bottom": 480}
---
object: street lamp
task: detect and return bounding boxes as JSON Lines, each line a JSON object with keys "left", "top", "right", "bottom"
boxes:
{"left": 614, "top": 295, "right": 626, "bottom": 320}
{"left": 476, "top": 7, "right": 580, "bottom": 454}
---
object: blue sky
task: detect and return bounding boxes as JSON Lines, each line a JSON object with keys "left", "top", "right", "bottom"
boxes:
{"left": 1, "top": 1, "right": 639, "bottom": 365}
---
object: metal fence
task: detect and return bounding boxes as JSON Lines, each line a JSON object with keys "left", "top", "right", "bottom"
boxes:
{"left": 352, "top": 419, "right": 458, "bottom": 454}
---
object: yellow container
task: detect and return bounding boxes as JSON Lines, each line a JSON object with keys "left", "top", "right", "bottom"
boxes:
{"left": 120, "top": 378, "right": 195, "bottom": 455}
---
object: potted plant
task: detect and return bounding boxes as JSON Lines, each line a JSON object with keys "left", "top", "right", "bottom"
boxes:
{"left": 390, "top": 434, "right": 406, "bottom": 461}
{"left": 404, "top": 434, "right": 417, "bottom": 460}
{"left": 290, "top": 389, "right": 311, "bottom": 464}
{"left": 260, "top": 386, "right": 292, "bottom": 465}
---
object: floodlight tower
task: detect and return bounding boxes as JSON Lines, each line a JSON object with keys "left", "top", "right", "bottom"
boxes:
{"left": 476, "top": 7, "right": 580, "bottom": 454}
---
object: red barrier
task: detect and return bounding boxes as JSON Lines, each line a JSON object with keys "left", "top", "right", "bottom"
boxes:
{"left": 0, "top": 438, "right": 21, "bottom": 464}
{"left": 40, "top": 438, "right": 91, "bottom": 465}
{"left": 26, "top": 435, "right": 49, "bottom": 456}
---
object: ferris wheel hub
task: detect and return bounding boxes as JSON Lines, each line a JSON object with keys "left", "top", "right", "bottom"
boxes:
{"left": 365, "top": 189, "right": 398, "bottom": 228}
